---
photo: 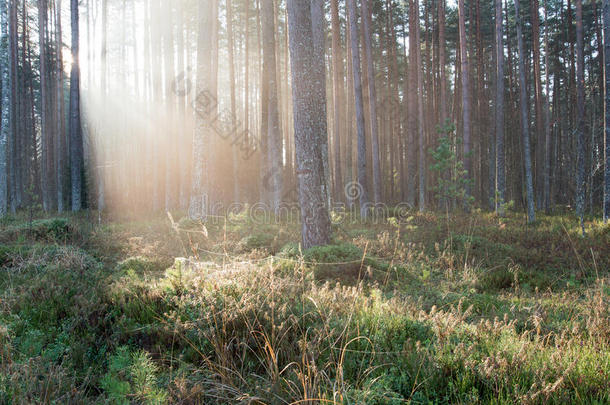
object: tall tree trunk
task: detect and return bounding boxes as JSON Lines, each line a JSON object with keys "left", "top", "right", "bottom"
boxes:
{"left": 98, "top": 0, "right": 107, "bottom": 213}
{"left": 226, "top": 0, "right": 239, "bottom": 203}
{"left": 438, "top": 0, "right": 446, "bottom": 124}
{"left": 189, "top": 0, "right": 215, "bottom": 218}
{"left": 0, "top": 0, "right": 9, "bottom": 216}
{"left": 347, "top": 0, "right": 370, "bottom": 217}
{"left": 244, "top": 0, "right": 249, "bottom": 149}
{"left": 176, "top": 5, "right": 189, "bottom": 208}
{"left": 163, "top": 1, "right": 176, "bottom": 211}
{"left": 543, "top": 0, "right": 552, "bottom": 212}
{"left": 330, "top": 0, "right": 344, "bottom": 203}
{"left": 261, "top": 0, "right": 282, "bottom": 211}
{"left": 603, "top": 0, "right": 610, "bottom": 223}
{"left": 388, "top": 0, "right": 400, "bottom": 203}
{"left": 361, "top": 0, "right": 381, "bottom": 204}
{"left": 38, "top": 0, "right": 52, "bottom": 211}
{"left": 55, "top": 0, "right": 65, "bottom": 212}
{"left": 310, "top": 0, "right": 330, "bottom": 208}
{"left": 458, "top": 0, "right": 472, "bottom": 205}
{"left": 575, "top": 0, "right": 586, "bottom": 229}
{"left": 286, "top": 0, "right": 331, "bottom": 249}
{"left": 532, "top": 0, "right": 544, "bottom": 207}
{"left": 514, "top": 0, "right": 536, "bottom": 223}
{"left": 259, "top": 0, "right": 269, "bottom": 205}
{"left": 345, "top": 12, "right": 354, "bottom": 207}
{"left": 495, "top": 0, "right": 505, "bottom": 215}
{"left": 70, "top": 0, "right": 83, "bottom": 211}
{"left": 406, "top": 0, "right": 417, "bottom": 206}
{"left": 416, "top": 0, "right": 425, "bottom": 211}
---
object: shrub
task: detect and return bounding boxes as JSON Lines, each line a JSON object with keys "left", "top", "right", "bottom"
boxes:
{"left": 101, "top": 346, "right": 168, "bottom": 404}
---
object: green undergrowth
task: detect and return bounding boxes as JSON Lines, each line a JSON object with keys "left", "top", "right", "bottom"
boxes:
{"left": 0, "top": 211, "right": 608, "bottom": 403}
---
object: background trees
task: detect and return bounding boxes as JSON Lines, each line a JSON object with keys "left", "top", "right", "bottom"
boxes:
{"left": 0, "top": 0, "right": 608, "bottom": 235}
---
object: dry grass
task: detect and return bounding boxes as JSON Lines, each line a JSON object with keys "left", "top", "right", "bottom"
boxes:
{"left": 0, "top": 210, "right": 608, "bottom": 403}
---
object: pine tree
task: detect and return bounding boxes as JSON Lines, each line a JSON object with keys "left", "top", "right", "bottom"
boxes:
{"left": 458, "top": 0, "right": 472, "bottom": 205}
{"left": 189, "top": 0, "right": 216, "bottom": 219}
{"left": 261, "top": 0, "right": 282, "bottom": 210}
{"left": 0, "top": 0, "right": 9, "bottom": 216}
{"left": 603, "top": 0, "right": 610, "bottom": 223}
{"left": 514, "top": 0, "right": 536, "bottom": 223}
{"left": 347, "top": 0, "right": 369, "bottom": 217}
{"left": 495, "top": 0, "right": 505, "bottom": 214}
{"left": 69, "top": 0, "right": 83, "bottom": 211}
{"left": 286, "top": 0, "right": 331, "bottom": 248}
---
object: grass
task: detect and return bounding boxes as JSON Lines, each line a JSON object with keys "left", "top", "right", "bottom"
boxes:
{"left": 0, "top": 210, "right": 608, "bottom": 404}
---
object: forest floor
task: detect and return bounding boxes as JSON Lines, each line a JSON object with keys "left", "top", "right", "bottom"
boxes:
{"left": 0, "top": 209, "right": 609, "bottom": 404}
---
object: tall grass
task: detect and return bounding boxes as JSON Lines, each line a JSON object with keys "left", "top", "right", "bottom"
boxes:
{"left": 0, "top": 211, "right": 608, "bottom": 403}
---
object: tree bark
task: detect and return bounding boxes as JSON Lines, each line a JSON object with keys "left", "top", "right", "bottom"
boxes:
{"left": 0, "top": 0, "right": 8, "bottom": 216}
{"left": 310, "top": 0, "right": 330, "bottom": 208}
{"left": 69, "top": 0, "right": 83, "bottom": 211}
{"left": 543, "top": 0, "right": 552, "bottom": 213}
{"left": 189, "top": 0, "right": 215, "bottom": 219}
{"left": 163, "top": 0, "right": 177, "bottom": 211}
{"left": 514, "top": 0, "right": 536, "bottom": 223}
{"left": 226, "top": 0, "right": 239, "bottom": 203}
{"left": 438, "top": 0, "right": 446, "bottom": 124}
{"left": 330, "top": 0, "right": 344, "bottom": 203}
{"left": 261, "top": 0, "right": 282, "bottom": 211}
{"left": 347, "top": 0, "right": 370, "bottom": 217}
{"left": 98, "top": 0, "right": 107, "bottom": 212}
{"left": 406, "top": 0, "right": 417, "bottom": 206}
{"left": 286, "top": 0, "right": 331, "bottom": 249}
{"left": 345, "top": 11, "right": 354, "bottom": 207}
{"left": 361, "top": 0, "right": 382, "bottom": 204}
{"left": 415, "top": 0, "right": 425, "bottom": 211}
{"left": 495, "top": 0, "right": 505, "bottom": 215}
{"left": 532, "top": 0, "right": 544, "bottom": 207}
{"left": 575, "top": 0, "right": 586, "bottom": 229}
{"left": 603, "top": 0, "right": 610, "bottom": 223}
{"left": 54, "top": 0, "right": 65, "bottom": 212}
{"left": 458, "top": 0, "right": 472, "bottom": 204}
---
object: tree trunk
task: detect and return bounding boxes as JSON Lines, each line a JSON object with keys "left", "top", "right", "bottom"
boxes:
{"left": 361, "top": 0, "right": 382, "bottom": 204}
{"left": 55, "top": 0, "right": 65, "bottom": 212}
{"left": 261, "top": 0, "right": 282, "bottom": 211}
{"left": 69, "top": 0, "right": 83, "bottom": 211}
{"left": 345, "top": 12, "right": 354, "bottom": 207}
{"left": 226, "top": 0, "right": 239, "bottom": 203}
{"left": 438, "top": 0, "right": 446, "bottom": 124}
{"left": 0, "top": 0, "right": 9, "bottom": 216}
{"left": 310, "top": 0, "right": 330, "bottom": 208}
{"left": 98, "top": 0, "right": 107, "bottom": 213}
{"left": 495, "top": 0, "right": 505, "bottom": 215}
{"left": 347, "top": 0, "right": 370, "bottom": 217}
{"left": 330, "top": 0, "right": 344, "bottom": 203}
{"left": 575, "top": 0, "right": 586, "bottom": 227}
{"left": 415, "top": 0, "right": 425, "bottom": 211}
{"left": 189, "top": 0, "right": 215, "bottom": 219}
{"left": 407, "top": 0, "right": 417, "bottom": 206}
{"left": 532, "top": 0, "right": 544, "bottom": 207}
{"left": 286, "top": 0, "right": 331, "bottom": 249}
{"left": 8, "top": 0, "right": 18, "bottom": 213}
{"left": 543, "top": 0, "right": 552, "bottom": 213}
{"left": 163, "top": 0, "right": 176, "bottom": 211}
{"left": 458, "top": 0, "right": 471, "bottom": 205}
{"left": 603, "top": 0, "right": 610, "bottom": 223}
{"left": 514, "top": 0, "right": 536, "bottom": 223}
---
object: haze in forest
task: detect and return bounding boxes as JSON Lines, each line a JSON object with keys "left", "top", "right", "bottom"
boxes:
{"left": 0, "top": 0, "right": 609, "bottom": 238}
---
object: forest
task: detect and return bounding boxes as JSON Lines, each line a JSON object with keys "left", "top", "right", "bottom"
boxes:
{"left": 0, "top": 0, "right": 609, "bottom": 403}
